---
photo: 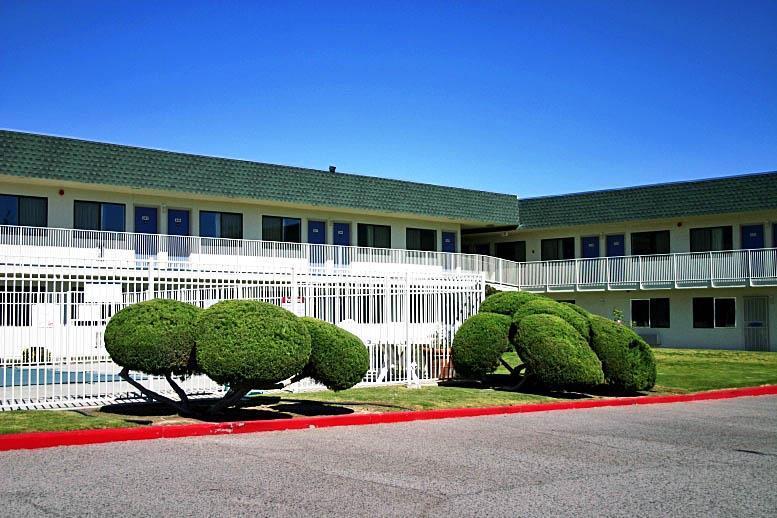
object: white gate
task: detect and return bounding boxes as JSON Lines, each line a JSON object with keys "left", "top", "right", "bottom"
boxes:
{"left": 0, "top": 256, "right": 483, "bottom": 410}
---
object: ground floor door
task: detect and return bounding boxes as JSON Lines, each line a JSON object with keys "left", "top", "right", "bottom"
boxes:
{"left": 743, "top": 296, "right": 770, "bottom": 351}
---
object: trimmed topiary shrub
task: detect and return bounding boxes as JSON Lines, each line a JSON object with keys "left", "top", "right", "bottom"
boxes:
{"left": 195, "top": 299, "right": 311, "bottom": 387}
{"left": 515, "top": 314, "right": 604, "bottom": 389}
{"left": 478, "top": 290, "right": 541, "bottom": 316}
{"left": 589, "top": 315, "right": 657, "bottom": 392}
{"left": 512, "top": 298, "right": 591, "bottom": 339}
{"left": 105, "top": 298, "right": 201, "bottom": 376}
{"left": 451, "top": 312, "right": 512, "bottom": 379}
{"left": 561, "top": 302, "right": 591, "bottom": 319}
{"left": 301, "top": 317, "right": 369, "bottom": 391}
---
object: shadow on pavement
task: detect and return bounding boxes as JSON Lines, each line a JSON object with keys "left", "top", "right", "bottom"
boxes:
{"left": 98, "top": 395, "right": 356, "bottom": 424}
{"left": 438, "top": 374, "right": 648, "bottom": 400}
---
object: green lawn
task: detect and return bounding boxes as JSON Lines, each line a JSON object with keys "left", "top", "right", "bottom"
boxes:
{"left": 279, "top": 385, "right": 554, "bottom": 411}
{"left": 0, "top": 410, "right": 138, "bottom": 435}
{"left": 2, "top": 347, "right": 776, "bottom": 434}
{"left": 651, "top": 348, "right": 777, "bottom": 393}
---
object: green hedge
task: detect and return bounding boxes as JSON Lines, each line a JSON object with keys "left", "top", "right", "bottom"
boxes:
{"left": 589, "top": 315, "right": 657, "bottom": 391}
{"left": 301, "top": 317, "right": 369, "bottom": 391}
{"left": 478, "top": 291, "right": 541, "bottom": 316}
{"left": 515, "top": 314, "right": 604, "bottom": 389}
{"left": 561, "top": 302, "right": 591, "bottom": 319}
{"left": 195, "top": 300, "right": 311, "bottom": 387}
{"left": 451, "top": 313, "right": 512, "bottom": 379}
{"left": 512, "top": 298, "right": 591, "bottom": 339}
{"left": 104, "top": 298, "right": 201, "bottom": 376}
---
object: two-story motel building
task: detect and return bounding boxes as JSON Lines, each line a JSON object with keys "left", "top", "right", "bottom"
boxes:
{"left": 1, "top": 130, "right": 776, "bottom": 351}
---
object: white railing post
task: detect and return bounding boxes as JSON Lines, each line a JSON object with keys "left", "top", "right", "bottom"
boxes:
{"left": 747, "top": 249, "right": 753, "bottom": 286}
{"left": 638, "top": 255, "right": 642, "bottom": 289}
{"left": 575, "top": 258, "right": 580, "bottom": 291}
{"left": 291, "top": 266, "right": 299, "bottom": 315}
{"left": 147, "top": 259, "right": 155, "bottom": 300}
{"left": 673, "top": 253, "right": 678, "bottom": 288}
{"left": 403, "top": 271, "right": 413, "bottom": 387}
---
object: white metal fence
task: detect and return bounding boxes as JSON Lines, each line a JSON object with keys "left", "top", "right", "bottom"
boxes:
{"left": 0, "top": 254, "right": 484, "bottom": 410}
{"left": 1, "top": 225, "right": 776, "bottom": 292}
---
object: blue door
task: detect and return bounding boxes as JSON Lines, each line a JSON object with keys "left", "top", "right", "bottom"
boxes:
{"left": 167, "top": 209, "right": 190, "bottom": 257}
{"left": 442, "top": 232, "right": 456, "bottom": 253}
{"left": 135, "top": 207, "right": 158, "bottom": 234}
{"left": 741, "top": 224, "right": 764, "bottom": 249}
{"left": 307, "top": 220, "right": 326, "bottom": 244}
{"left": 606, "top": 234, "right": 625, "bottom": 257}
{"left": 333, "top": 223, "right": 350, "bottom": 246}
{"left": 307, "top": 220, "right": 326, "bottom": 266}
{"left": 581, "top": 236, "right": 600, "bottom": 258}
{"left": 134, "top": 207, "right": 158, "bottom": 255}
{"left": 333, "top": 222, "right": 350, "bottom": 266}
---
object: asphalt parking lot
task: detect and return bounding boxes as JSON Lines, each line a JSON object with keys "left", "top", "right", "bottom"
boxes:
{"left": 2, "top": 395, "right": 776, "bottom": 517}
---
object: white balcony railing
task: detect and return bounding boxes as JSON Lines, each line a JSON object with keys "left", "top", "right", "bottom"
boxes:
{"left": 0, "top": 225, "right": 776, "bottom": 291}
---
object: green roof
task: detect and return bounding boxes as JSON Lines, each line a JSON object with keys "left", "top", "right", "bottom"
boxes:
{"left": 0, "top": 130, "right": 519, "bottom": 226}
{"left": 518, "top": 171, "right": 777, "bottom": 229}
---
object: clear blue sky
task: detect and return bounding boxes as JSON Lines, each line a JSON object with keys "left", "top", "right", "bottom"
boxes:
{"left": 2, "top": 1, "right": 776, "bottom": 197}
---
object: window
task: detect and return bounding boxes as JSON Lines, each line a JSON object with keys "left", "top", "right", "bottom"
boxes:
{"left": 406, "top": 228, "right": 436, "bottom": 251}
{"left": 495, "top": 241, "right": 526, "bottom": 262}
{"left": 199, "top": 211, "right": 243, "bottom": 239}
{"left": 693, "top": 298, "right": 735, "bottom": 328}
{"left": 262, "top": 216, "right": 301, "bottom": 243}
{"left": 0, "top": 194, "right": 48, "bottom": 227}
{"left": 631, "top": 230, "right": 670, "bottom": 255}
{"left": 357, "top": 223, "right": 391, "bottom": 248}
{"left": 690, "top": 226, "right": 733, "bottom": 252}
{"left": 631, "top": 298, "right": 670, "bottom": 328}
{"left": 541, "top": 237, "right": 574, "bottom": 261}
{"left": 74, "top": 201, "right": 125, "bottom": 232}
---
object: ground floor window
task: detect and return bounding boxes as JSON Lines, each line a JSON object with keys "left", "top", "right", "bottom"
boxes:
{"left": 693, "top": 297, "right": 736, "bottom": 328}
{"left": 631, "top": 298, "right": 670, "bottom": 328}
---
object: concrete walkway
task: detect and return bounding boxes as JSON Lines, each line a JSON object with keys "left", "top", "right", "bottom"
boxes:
{"left": 2, "top": 395, "right": 776, "bottom": 517}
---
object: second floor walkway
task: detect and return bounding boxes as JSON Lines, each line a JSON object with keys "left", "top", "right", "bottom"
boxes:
{"left": 1, "top": 225, "right": 776, "bottom": 291}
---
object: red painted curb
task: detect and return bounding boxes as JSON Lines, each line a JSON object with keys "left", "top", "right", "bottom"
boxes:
{"left": 2, "top": 384, "right": 777, "bottom": 452}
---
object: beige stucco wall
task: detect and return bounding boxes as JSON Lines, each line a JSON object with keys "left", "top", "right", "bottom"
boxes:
{"left": 465, "top": 210, "right": 777, "bottom": 259}
{"left": 546, "top": 288, "right": 777, "bottom": 351}
{"left": 0, "top": 177, "right": 463, "bottom": 251}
